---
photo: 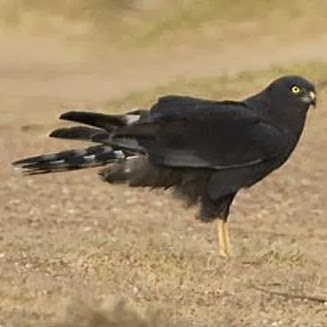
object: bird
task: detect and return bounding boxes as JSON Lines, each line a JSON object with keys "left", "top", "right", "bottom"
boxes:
{"left": 13, "top": 75, "right": 316, "bottom": 257}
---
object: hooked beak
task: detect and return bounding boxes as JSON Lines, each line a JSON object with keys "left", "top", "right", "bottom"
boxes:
{"left": 302, "top": 91, "right": 316, "bottom": 108}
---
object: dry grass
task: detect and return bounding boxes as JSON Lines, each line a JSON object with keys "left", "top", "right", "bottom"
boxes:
{"left": 1, "top": 2, "right": 327, "bottom": 326}
{"left": 50, "top": 300, "right": 180, "bottom": 327}
{"left": 1, "top": 0, "right": 327, "bottom": 47}
{"left": 2, "top": 64, "right": 327, "bottom": 326}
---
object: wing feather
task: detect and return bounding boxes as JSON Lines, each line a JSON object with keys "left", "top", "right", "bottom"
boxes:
{"left": 114, "top": 96, "right": 285, "bottom": 170}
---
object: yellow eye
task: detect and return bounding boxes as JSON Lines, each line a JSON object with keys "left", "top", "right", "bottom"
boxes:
{"left": 291, "top": 85, "right": 301, "bottom": 94}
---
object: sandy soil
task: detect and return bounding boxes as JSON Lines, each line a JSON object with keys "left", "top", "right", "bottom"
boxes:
{"left": 1, "top": 22, "right": 327, "bottom": 326}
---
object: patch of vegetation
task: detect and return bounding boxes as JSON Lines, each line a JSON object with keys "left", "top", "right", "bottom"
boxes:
{"left": 2, "top": 0, "right": 327, "bottom": 47}
{"left": 0, "top": 0, "right": 133, "bottom": 21}
{"left": 122, "top": 0, "right": 327, "bottom": 46}
{"left": 0, "top": 0, "right": 135, "bottom": 37}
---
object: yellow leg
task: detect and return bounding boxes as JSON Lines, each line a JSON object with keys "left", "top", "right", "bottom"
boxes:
{"left": 224, "top": 220, "right": 231, "bottom": 255}
{"left": 217, "top": 219, "right": 232, "bottom": 258}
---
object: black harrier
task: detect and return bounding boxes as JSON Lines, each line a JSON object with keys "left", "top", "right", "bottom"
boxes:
{"left": 13, "top": 75, "right": 316, "bottom": 257}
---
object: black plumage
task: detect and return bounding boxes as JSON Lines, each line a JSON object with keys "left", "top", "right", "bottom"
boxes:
{"left": 13, "top": 75, "right": 316, "bottom": 257}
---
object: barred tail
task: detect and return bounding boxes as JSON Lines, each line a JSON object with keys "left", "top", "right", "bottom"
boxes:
{"left": 13, "top": 145, "right": 126, "bottom": 175}
{"left": 12, "top": 109, "right": 149, "bottom": 176}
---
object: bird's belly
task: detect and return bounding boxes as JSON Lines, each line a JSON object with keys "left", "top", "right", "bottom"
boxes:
{"left": 207, "top": 156, "right": 288, "bottom": 199}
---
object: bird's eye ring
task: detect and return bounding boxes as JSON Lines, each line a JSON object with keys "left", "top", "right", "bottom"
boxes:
{"left": 291, "top": 85, "right": 301, "bottom": 94}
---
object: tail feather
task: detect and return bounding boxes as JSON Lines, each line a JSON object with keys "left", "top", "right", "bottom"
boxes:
{"left": 13, "top": 145, "right": 126, "bottom": 175}
{"left": 60, "top": 111, "right": 135, "bottom": 130}
{"left": 49, "top": 126, "right": 110, "bottom": 143}
{"left": 13, "top": 109, "right": 150, "bottom": 176}
{"left": 59, "top": 109, "right": 148, "bottom": 129}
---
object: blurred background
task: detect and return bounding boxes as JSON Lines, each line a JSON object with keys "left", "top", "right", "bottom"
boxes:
{"left": 1, "top": 0, "right": 327, "bottom": 124}
{"left": 1, "top": 1, "right": 327, "bottom": 326}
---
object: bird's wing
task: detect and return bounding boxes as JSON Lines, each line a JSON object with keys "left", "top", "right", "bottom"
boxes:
{"left": 150, "top": 95, "right": 240, "bottom": 119}
{"left": 113, "top": 96, "right": 285, "bottom": 169}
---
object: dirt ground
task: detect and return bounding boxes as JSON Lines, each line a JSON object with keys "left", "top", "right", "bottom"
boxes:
{"left": 1, "top": 6, "right": 327, "bottom": 326}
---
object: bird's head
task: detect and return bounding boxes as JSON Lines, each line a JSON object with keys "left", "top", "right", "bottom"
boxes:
{"left": 267, "top": 75, "right": 316, "bottom": 109}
